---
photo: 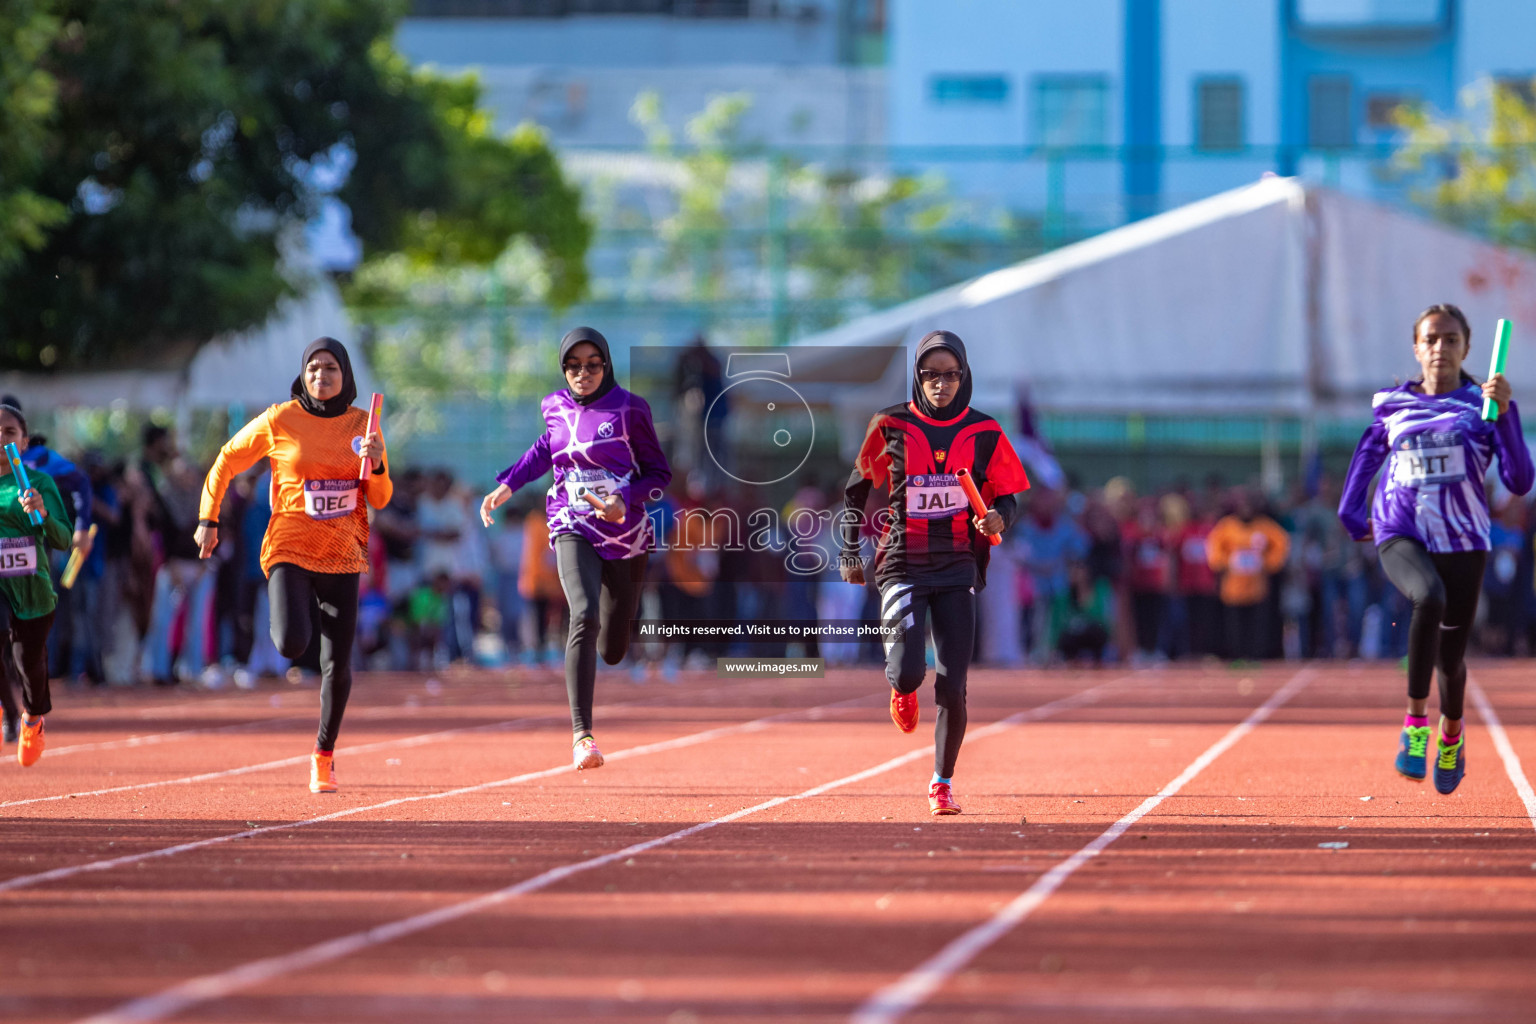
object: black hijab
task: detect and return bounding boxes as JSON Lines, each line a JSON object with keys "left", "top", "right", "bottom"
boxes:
{"left": 291, "top": 337, "right": 358, "bottom": 418}
{"left": 560, "top": 326, "right": 617, "bottom": 406}
{"left": 911, "top": 329, "right": 972, "bottom": 420}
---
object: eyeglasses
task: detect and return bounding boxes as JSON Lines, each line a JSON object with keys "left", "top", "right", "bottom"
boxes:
{"left": 918, "top": 370, "right": 963, "bottom": 385}
{"left": 563, "top": 359, "right": 605, "bottom": 377}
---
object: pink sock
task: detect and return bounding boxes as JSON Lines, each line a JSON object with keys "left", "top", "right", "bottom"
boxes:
{"left": 1441, "top": 723, "right": 1462, "bottom": 742}
{"left": 1404, "top": 714, "right": 1428, "bottom": 729}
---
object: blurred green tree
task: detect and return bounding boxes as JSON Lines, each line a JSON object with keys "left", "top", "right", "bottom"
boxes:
{"left": 0, "top": 2, "right": 66, "bottom": 278}
{"left": 1395, "top": 77, "right": 1536, "bottom": 252}
{"left": 624, "top": 91, "right": 1032, "bottom": 342}
{"left": 0, "top": 1, "right": 590, "bottom": 372}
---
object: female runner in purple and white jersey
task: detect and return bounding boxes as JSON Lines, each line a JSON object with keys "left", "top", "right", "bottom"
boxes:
{"left": 481, "top": 327, "right": 671, "bottom": 770}
{"left": 1338, "top": 304, "right": 1533, "bottom": 794}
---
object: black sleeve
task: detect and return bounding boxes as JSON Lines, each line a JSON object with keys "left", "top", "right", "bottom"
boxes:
{"left": 992, "top": 493, "right": 1019, "bottom": 532}
{"left": 60, "top": 467, "right": 94, "bottom": 532}
{"left": 841, "top": 468, "right": 873, "bottom": 563}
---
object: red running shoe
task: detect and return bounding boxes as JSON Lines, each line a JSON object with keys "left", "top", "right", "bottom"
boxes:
{"left": 309, "top": 752, "right": 338, "bottom": 793}
{"left": 890, "top": 689, "right": 919, "bottom": 733}
{"left": 17, "top": 714, "right": 44, "bottom": 767}
{"left": 929, "top": 782, "right": 962, "bottom": 816}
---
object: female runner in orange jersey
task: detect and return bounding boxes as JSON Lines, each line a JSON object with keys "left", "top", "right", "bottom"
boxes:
{"left": 196, "top": 338, "right": 391, "bottom": 793}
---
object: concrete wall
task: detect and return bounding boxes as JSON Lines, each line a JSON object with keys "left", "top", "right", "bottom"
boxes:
{"left": 398, "top": 3, "right": 842, "bottom": 68}
{"left": 464, "top": 64, "right": 885, "bottom": 147}
{"left": 1457, "top": 0, "right": 1536, "bottom": 91}
{"left": 889, "top": 0, "right": 1123, "bottom": 149}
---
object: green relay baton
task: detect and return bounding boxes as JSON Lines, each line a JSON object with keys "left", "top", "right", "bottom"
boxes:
{"left": 1482, "top": 319, "right": 1512, "bottom": 421}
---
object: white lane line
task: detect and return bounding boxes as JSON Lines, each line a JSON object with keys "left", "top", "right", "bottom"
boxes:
{"left": 40, "top": 718, "right": 312, "bottom": 757}
{"left": 1467, "top": 676, "right": 1536, "bottom": 832}
{"left": 0, "top": 690, "right": 882, "bottom": 893}
{"left": 849, "top": 666, "right": 1316, "bottom": 1024}
{"left": 24, "top": 669, "right": 577, "bottom": 758}
{"left": 0, "top": 680, "right": 752, "bottom": 808}
{"left": 1, "top": 714, "right": 549, "bottom": 809}
{"left": 38, "top": 702, "right": 415, "bottom": 758}
{"left": 119, "top": 693, "right": 281, "bottom": 719}
{"left": 69, "top": 675, "right": 1137, "bottom": 1024}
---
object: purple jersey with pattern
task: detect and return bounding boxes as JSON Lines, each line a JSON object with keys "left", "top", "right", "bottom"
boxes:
{"left": 1339, "top": 381, "right": 1533, "bottom": 553}
{"left": 496, "top": 386, "right": 672, "bottom": 559}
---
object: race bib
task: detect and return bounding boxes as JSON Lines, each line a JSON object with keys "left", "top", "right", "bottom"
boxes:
{"left": 1181, "top": 537, "right": 1206, "bottom": 564}
{"left": 905, "top": 474, "right": 966, "bottom": 519}
{"left": 1496, "top": 549, "right": 1518, "bottom": 584}
{"left": 1231, "top": 549, "right": 1262, "bottom": 574}
{"left": 303, "top": 479, "right": 359, "bottom": 521}
{"left": 0, "top": 536, "right": 37, "bottom": 578}
{"left": 565, "top": 469, "right": 621, "bottom": 515}
{"left": 1393, "top": 433, "right": 1466, "bottom": 486}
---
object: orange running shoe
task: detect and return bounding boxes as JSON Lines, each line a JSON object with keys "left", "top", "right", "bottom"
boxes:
{"left": 929, "top": 782, "right": 961, "bottom": 816}
{"left": 309, "top": 752, "right": 338, "bottom": 793}
{"left": 17, "top": 714, "right": 44, "bottom": 767}
{"left": 890, "top": 689, "right": 919, "bottom": 734}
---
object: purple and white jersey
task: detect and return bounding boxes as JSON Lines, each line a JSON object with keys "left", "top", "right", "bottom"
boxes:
{"left": 496, "top": 386, "right": 672, "bottom": 559}
{"left": 1339, "top": 381, "right": 1534, "bottom": 553}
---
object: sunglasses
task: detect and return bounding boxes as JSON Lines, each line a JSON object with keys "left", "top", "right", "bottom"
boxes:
{"left": 563, "top": 359, "right": 605, "bottom": 376}
{"left": 918, "top": 370, "right": 963, "bottom": 385}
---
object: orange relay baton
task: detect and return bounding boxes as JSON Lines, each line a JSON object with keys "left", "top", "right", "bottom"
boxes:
{"left": 956, "top": 467, "right": 1000, "bottom": 547}
{"left": 359, "top": 393, "right": 383, "bottom": 481}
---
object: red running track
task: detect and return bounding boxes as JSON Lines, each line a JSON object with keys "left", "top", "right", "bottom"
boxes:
{"left": 2, "top": 661, "right": 1534, "bottom": 1023}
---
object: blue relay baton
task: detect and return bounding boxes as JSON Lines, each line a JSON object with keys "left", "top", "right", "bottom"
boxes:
{"left": 4, "top": 442, "right": 44, "bottom": 526}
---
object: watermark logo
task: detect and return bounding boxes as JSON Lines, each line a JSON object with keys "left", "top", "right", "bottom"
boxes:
{"left": 705, "top": 352, "right": 814, "bottom": 486}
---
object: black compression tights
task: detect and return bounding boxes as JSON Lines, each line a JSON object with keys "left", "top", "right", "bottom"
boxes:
{"left": 880, "top": 582, "right": 974, "bottom": 778}
{"left": 555, "top": 535, "right": 648, "bottom": 739}
{"left": 0, "top": 598, "right": 53, "bottom": 718}
{"left": 268, "top": 564, "right": 360, "bottom": 751}
{"left": 1376, "top": 538, "right": 1486, "bottom": 721}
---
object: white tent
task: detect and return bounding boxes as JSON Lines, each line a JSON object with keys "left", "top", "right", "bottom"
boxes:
{"left": 183, "top": 276, "right": 376, "bottom": 410}
{"left": 0, "top": 276, "right": 375, "bottom": 414}
{"left": 789, "top": 176, "right": 1536, "bottom": 421}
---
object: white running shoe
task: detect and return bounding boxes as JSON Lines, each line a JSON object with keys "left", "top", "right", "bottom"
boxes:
{"left": 573, "top": 736, "right": 605, "bottom": 771}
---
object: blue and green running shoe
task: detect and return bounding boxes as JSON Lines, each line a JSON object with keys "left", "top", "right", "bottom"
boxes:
{"left": 1395, "top": 725, "right": 1430, "bottom": 780}
{"left": 1433, "top": 732, "right": 1466, "bottom": 795}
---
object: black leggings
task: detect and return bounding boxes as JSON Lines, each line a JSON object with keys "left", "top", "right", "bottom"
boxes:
{"left": 880, "top": 581, "right": 974, "bottom": 778}
{"left": 1224, "top": 602, "right": 1264, "bottom": 661}
{"left": 1377, "top": 538, "right": 1485, "bottom": 721}
{"left": 555, "top": 535, "right": 647, "bottom": 738}
{"left": 0, "top": 598, "right": 54, "bottom": 718}
{"left": 269, "top": 564, "right": 360, "bottom": 751}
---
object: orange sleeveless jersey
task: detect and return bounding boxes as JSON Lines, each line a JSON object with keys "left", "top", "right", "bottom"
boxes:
{"left": 200, "top": 400, "right": 393, "bottom": 576}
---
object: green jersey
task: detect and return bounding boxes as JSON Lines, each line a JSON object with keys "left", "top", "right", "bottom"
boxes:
{"left": 0, "top": 469, "right": 72, "bottom": 619}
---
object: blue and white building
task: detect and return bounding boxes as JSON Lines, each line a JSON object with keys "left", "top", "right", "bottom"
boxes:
{"left": 397, "top": 1, "right": 887, "bottom": 147}
{"left": 890, "top": 0, "right": 1536, "bottom": 226}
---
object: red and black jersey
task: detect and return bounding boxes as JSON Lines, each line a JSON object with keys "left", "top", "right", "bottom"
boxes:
{"left": 842, "top": 401, "right": 1030, "bottom": 590}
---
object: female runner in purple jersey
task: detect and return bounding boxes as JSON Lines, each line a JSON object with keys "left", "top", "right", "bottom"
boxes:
{"left": 480, "top": 327, "right": 671, "bottom": 770}
{"left": 1338, "top": 304, "right": 1533, "bottom": 794}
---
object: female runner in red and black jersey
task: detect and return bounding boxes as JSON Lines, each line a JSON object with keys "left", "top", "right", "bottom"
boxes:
{"left": 840, "top": 330, "right": 1030, "bottom": 816}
